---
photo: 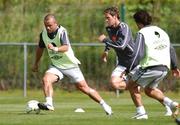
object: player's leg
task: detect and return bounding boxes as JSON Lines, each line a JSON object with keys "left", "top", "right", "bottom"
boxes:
{"left": 38, "top": 66, "right": 63, "bottom": 111}
{"left": 164, "top": 104, "right": 173, "bottom": 116}
{"left": 128, "top": 68, "right": 149, "bottom": 119}
{"left": 145, "top": 87, "right": 179, "bottom": 118}
{"left": 151, "top": 88, "right": 172, "bottom": 116}
{"left": 75, "top": 80, "right": 101, "bottom": 102}
{"left": 110, "top": 65, "right": 127, "bottom": 90}
{"left": 110, "top": 76, "right": 126, "bottom": 90}
{"left": 128, "top": 80, "right": 148, "bottom": 119}
{"left": 143, "top": 70, "right": 179, "bottom": 118}
{"left": 63, "top": 66, "right": 112, "bottom": 115}
{"left": 75, "top": 80, "right": 112, "bottom": 115}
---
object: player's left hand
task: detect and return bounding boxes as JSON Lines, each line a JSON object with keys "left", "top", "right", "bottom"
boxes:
{"left": 47, "top": 43, "right": 54, "bottom": 49}
{"left": 32, "top": 64, "right": 39, "bottom": 72}
{"left": 48, "top": 43, "right": 58, "bottom": 52}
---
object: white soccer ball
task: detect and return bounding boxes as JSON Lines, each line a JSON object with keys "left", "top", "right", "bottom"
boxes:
{"left": 26, "top": 100, "right": 40, "bottom": 114}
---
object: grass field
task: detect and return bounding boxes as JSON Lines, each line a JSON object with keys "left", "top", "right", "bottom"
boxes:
{"left": 0, "top": 89, "right": 179, "bottom": 125}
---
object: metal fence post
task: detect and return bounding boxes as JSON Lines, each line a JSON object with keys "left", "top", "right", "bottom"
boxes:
{"left": 120, "top": 0, "right": 125, "bottom": 22}
{"left": 23, "top": 43, "right": 27, "bottom": 97}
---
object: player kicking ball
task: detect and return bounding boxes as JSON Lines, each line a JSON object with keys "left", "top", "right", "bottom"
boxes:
{"left": 32, "top": 14, "right": 112, "bottom": 115}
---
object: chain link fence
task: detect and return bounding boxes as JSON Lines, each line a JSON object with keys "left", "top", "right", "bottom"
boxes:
{"left": 0, "top": 43, "right": 179, "bottom": 96}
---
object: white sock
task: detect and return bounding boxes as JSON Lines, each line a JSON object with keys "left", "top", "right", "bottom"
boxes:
{"left": 163, "top": 97, "right": 179, "bottom": 109}
{"left": 163, "top": 97, "right": 173, "bottom": 107}
{"left": 45, "top": 97, "right": 53, "bottom": 106}
{"left": 137, "top": 106, "right": 146, "bottom": 114}
{"left": 165, "top": 104, "right": 172, "bottom": 112}
{"left": 100, "top": 100, "right": 105, "bottom": 105}
{"left": 99, "top": 99, "right": 112, "bottom": 114}
{"left": 100, "top": 100, "right": 109, "bottom": 109}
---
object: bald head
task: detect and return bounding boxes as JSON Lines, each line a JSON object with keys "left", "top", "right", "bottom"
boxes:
{"left": 44, "top": 14, "right": 58, "bottom": 33}
{"left": 44, "top": 14, "right": 56, "bottom": 22}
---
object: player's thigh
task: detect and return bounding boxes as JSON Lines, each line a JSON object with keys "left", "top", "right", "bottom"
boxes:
{"left": 75, "top": 80, "right": 90, "bottom": 91}
{"left": 111, "top": 65, "right": 127, "bottom": 82}
{"left": 61, "top": 67, "right": 85, "bottom": 83}
{"left": 111, "top": 65, "right": 126, "bottom": 77}
{"left": 43, "top": 72, "right": 59, "bottom": 83}
{"left": 111, "top": 76, "right": 124, "bottom": 82}
{"left": 46, "top": 66, "right": 64, "bottom": 80}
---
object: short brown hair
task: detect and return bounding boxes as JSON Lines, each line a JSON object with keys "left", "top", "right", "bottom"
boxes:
{"left": 104, "top": 6, "right": 120, "bottom": 19}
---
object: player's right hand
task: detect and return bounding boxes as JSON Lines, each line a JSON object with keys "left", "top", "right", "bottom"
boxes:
{"left": 98, "top": 34, "right": 106, "bottom": 42}
{"left": 101, "top": 52, "right": 108, "bottom": 63}
{"left": 172, "top": 68, "right": 180, "bottom": 78}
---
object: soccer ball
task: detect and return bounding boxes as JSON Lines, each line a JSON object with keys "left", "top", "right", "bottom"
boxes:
{"left": 26, "top": 100, "right": 40, "bottom": 114}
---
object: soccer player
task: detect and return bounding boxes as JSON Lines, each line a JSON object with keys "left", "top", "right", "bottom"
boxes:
{"left": 128, "top": 10, "right": 180, "bottom": 119}
{"left": 98, "top": 6, "right": 173, "bottom": 118}
{"left": 98, "top": 6, "right": 138, "bottom": 91}
{"left": 32, "top": 14, "right": 112, "bottom": 115}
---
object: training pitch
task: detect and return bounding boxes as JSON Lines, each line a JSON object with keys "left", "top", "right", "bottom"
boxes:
{"left": 0, "top": 90, "right": 179, "bottom": 125}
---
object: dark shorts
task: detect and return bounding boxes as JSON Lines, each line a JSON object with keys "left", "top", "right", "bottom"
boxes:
{"left": 129, "top": 66, "right": 168, "bottom": 88}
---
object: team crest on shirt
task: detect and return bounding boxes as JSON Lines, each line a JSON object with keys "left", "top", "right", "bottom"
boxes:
{"left": 111, "top": 35, "right": 117, "bottom": 42}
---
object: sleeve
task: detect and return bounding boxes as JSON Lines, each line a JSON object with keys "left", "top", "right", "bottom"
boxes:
{"left": 129, "top": 32, "right": 145, "bottom": 71}
{"left": 38, "top": 32, "right": 46, "bottom": 48}
{"left": 102, "top": 23, "right": 132, "bottom": 50}
{"left": 104, "top": 45, "right": 110, "bottom": 52}
{"left": 60, "top": 29, "right": 69, "bottom": 45}
{"left": 135, "top": 33, "right": 145, "bottom": 60}
{"left": 170, "top": 44, "right": 178, "bottom": 70}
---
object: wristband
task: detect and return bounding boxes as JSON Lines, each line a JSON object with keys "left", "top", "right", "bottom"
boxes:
{"left": 53, "top": 47, "right": 58, "bottom": 52}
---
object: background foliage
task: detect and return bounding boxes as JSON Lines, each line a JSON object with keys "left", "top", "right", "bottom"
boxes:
{"left": 0, "top": 0, "right": 180, "bottom": 43}
{"left": 0, "top": 0, "right": 179, "bottom": 91}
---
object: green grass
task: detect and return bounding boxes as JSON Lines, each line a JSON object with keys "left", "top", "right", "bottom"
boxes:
{"left": 0, "top": 89, "right": 179, "bottom": 125}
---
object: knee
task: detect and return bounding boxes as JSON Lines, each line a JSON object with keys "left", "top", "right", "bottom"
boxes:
{"left": 111, "top": 79, "right": 126, "bottom": 90}
{"left": 110, "top": 78, "right": 122, "bottom": 89}
{"left": 77, "top": 83, "right": 95, "bottom": 95}
{"left": 110, "top": 79, "right": 117, "bottom": 89}
{"left": 76, "top": 81, "right": 88, "bottom": 92}
{"left": 42, "top": 76, "right": 51, "bottom": 85}
{"left": 128, "top": 81, "right": 140, "bottom": 93}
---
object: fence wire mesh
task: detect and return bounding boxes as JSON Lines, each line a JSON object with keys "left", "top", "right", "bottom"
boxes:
{"left": 0, "top": 43, "right": 179, "bottom": 96}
